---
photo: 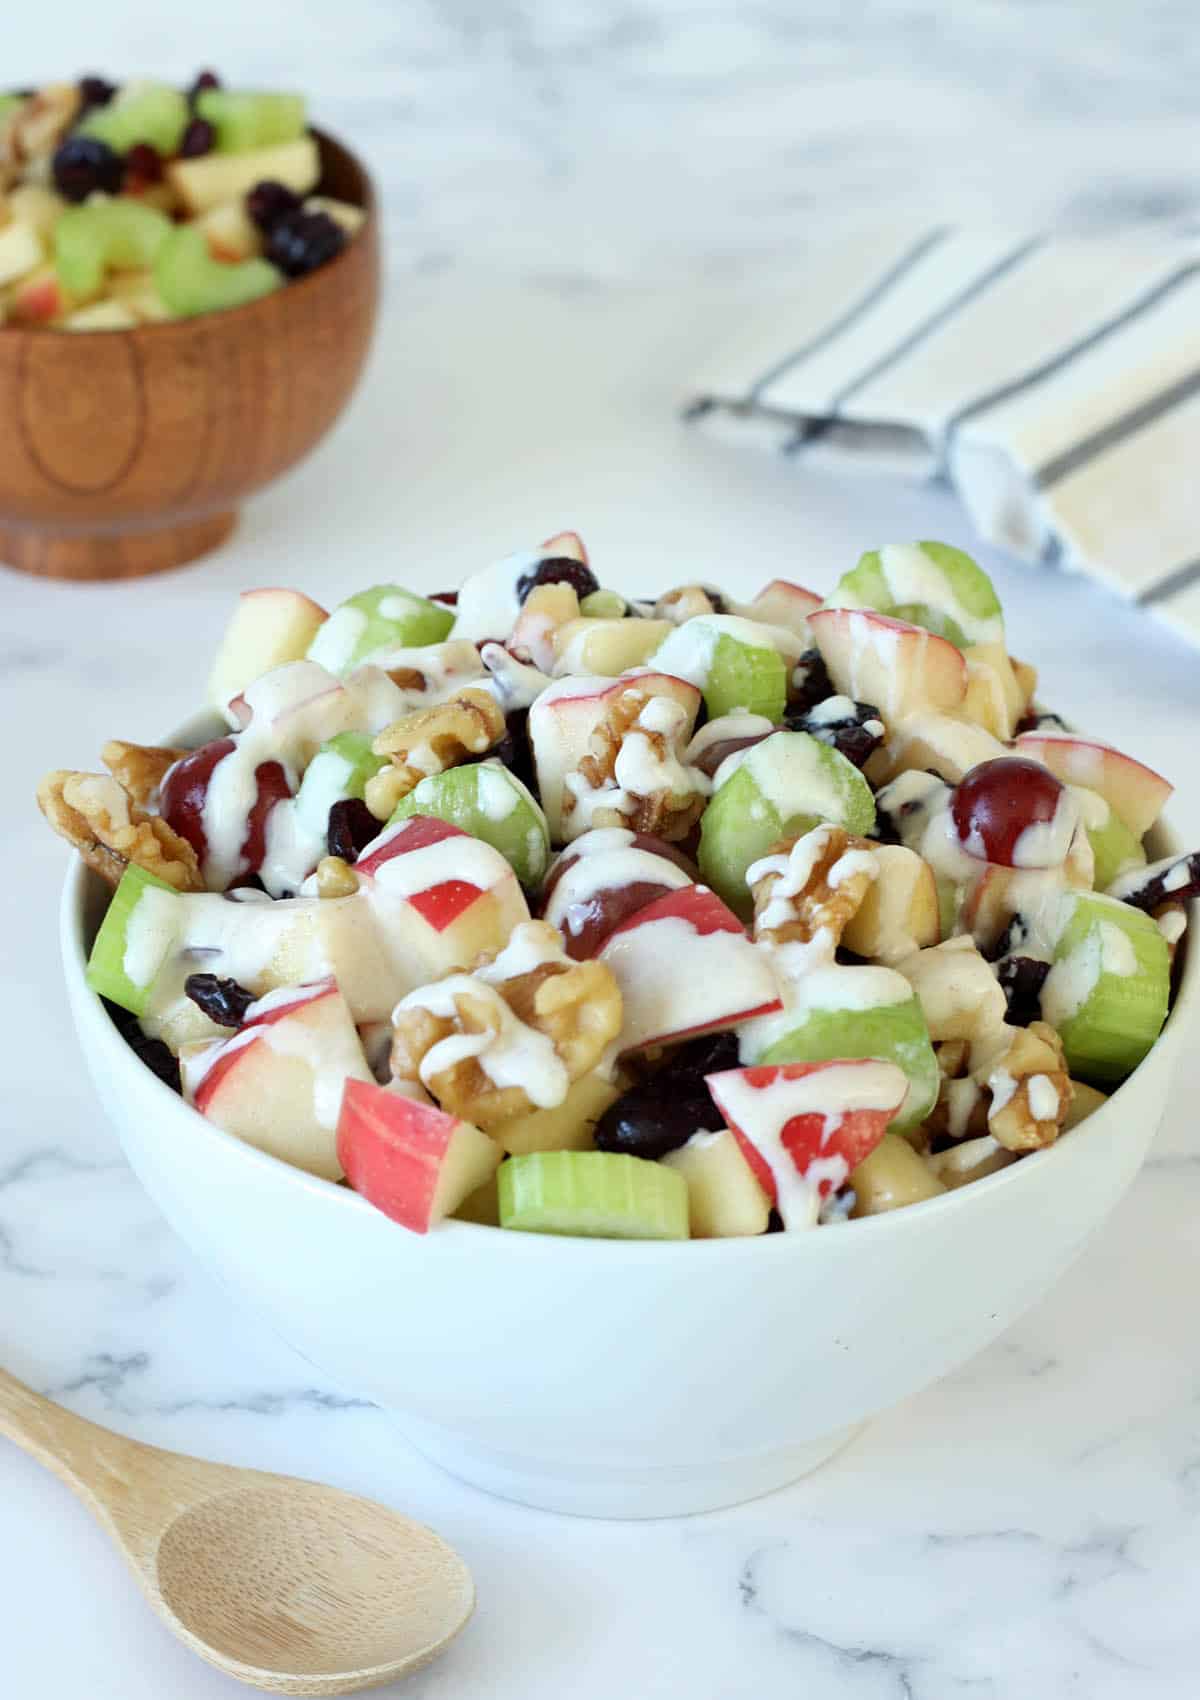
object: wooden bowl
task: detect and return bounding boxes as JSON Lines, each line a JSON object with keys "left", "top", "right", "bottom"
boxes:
{"left": 0, "top": 129, "right": 380, "bottom": 581}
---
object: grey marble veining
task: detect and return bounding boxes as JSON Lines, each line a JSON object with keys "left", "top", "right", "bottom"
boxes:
{"left": 14, "top": 1, "right": 1200, "bottom": 287}
{"left": 3, "top": 11, "right": 1200, "bottom": 1697}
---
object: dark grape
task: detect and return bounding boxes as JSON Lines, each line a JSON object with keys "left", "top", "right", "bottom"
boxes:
{"left": 265, "top": 209, "right": 346, "bottom": 278}
{"left": 179, "top": 116, "right": 215, "bottom": 157}
{"left": 52, "top": 135, "right": 123, "bottom": 202}
{"left": 246, "top": 179, "right": 303, "bottom": 232}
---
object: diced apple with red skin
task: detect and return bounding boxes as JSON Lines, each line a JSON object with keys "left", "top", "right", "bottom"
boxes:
{"left": 337, "top": 1080, "right": 500, "bottom": 1233}
{"left": 184, "top": 978, "right": 370, "bottom": 1180}
{"left": 745, "top": 580, "right": 823, "bottom": 638}
{"left": 208, "top": 589, "right": 329, "bottom": 716}
{"left": 529, "top": 670, "right": 702, "bottom": 842}
{"left": 809, "top": 607, "right": 967, "bottom": 721}
{"left": 356, "top": 815, "right": 530, "bottom": 981}
{"left": 229, "top": 660, "right": 363, "bottom": 764}
{"left": 598, "top": 885, "right": 780, "bottom": 1053}
{"left": 706, "top": 1059, "right": 907, "bottom": 1229}
{"left": 8, "top": 263, "right": 70, "bottom": 324}
{"left": 1014, "top": 731, "right": 1171, "bottom": 839}
{"left": 540, "top": 530, "right": 588, "bottom": 563}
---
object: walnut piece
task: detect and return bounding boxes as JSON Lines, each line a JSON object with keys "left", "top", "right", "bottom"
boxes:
{"left": 750, "top": 825, "right": 878, "bottom": 950}
{"left": 654, "top": 585, "right": 723, "bottom": 624}
{"left": 2, "top": 84, "right": 81, "bottom": 174}
{"left": 315, "top": 855, "right": 359, "bottom": 899}
{"left": 37, "top": 770, "right": 203, "bottom": 891}
{"left": 370, "top": 686, "right": 505, "bottom": 811}
{"left": 984, "top": 1020, "right": 1073, "bottom": 1152}
{"left": 390, "top": 921, "right": 623, "bottom": 1129}
{"left": 100, "top": 740, "right": 188, "bottom": 808}
{"left": 567, "top": 683, "right": 707, "bottom": 842}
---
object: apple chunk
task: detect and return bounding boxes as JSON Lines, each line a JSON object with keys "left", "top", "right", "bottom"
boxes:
{"left": 167, "top": 135, "right": 320, "bottom": 216}
{"left": 598, "top": 885, "right": 780, "bottom": 1052}
{"left": 706, "top": 1058, "right": 907, "bottom": 1229}
{"left": 744, "top": 579, "right": 822, "bottom": 637}
{"left": 1014, "top": 731, "right": 1171, "bottom": 838}
{"left": 183, "top": 979, "right": 370, "bottom": 1180}
{"left": 208, "top": 588, "right": 329, "bottom": 715}
{"left": 356, "top": 814, "right": 530, "bottom": 980}
{"left": 337, "top": 1080, "right": 500, "bottom": 1233}
{"left": 809, "top": 607, "right": 967, "bottom": 720}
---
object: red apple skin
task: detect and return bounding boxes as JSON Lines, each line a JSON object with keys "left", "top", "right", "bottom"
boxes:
{"left": 605, "top": 883, "right": 746, "bottom": 943}
{"left": 539, "top": 530, "right": 588, "bottom": 564}
{"left": 356, "top": 815, "right": 495, "bottom": 931}
{"left": 707, "top": 1062, "right": 898, "bottom": 1203}
{"left": 192, "top": 980, "right": 337, "bottom": 1114}
{"left": 337, "top": 1080, "right": 456, "bottom": 1233}
{"left": 1013, "top": 731, "right": 1172, "bottom": 837}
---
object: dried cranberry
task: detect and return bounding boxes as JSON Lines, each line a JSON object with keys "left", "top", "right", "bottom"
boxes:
{"left": 187, "top": 69, "right": 221, "bottom": 105}
{"left": 995, "top": 956, "right": 1050, "bottom": 1027}
{"left": 78, "top": 76, "right": 117, "bottom": 115}
{"left": 103, "top": 999, "right": 181, "bottom": 1094}
{"left": 787, "top": 698, "right": 884, "bottom": 770}
{"left": 515, "top": 557, "right": 600, "bottom": 605}
{"left": 179, "top": 116, "right": 215, "bottom": 158}
{"left": 52, "top": 135, "right": 123, "bottom": 202}
{"left": 265, "top": 208, "right": 347, "bottom": 278}
{"left": 124, "top": 141, "right": 163, "bottom": 184}
{"left": 185, "top": 974, "right": 256, "bottom": 1028}
{"left": 788, "top": 649, "right": 834, "bottom": 716}
{"left": 246, "top": 179, "right": 303, "bottom": 233}
{"left": 594, "top": 1078, "right": 722, "bottom": 1160}
{"left": 1115, "top": 850, "right": 1200, "bottom": 915}
{"left": 327, "top": 798, "right": 380, "bottom": 863}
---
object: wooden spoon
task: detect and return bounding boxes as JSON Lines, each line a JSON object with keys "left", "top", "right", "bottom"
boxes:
{"left": 0, "top": 1367, "right": 474, "bottom": 1694}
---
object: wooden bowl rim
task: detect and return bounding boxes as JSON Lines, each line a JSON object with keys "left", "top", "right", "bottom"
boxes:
{"left": 5, "top": 124, "right": 378, "bottom": 341}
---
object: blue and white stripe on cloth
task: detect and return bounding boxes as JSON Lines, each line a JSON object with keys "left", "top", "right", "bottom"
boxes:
{"left": 688, "top": 225, "right": 1200, "bottom": 642}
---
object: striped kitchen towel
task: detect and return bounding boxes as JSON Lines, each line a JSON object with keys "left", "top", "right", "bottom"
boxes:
{"left": 688, "top": 224, "right": 1200, "bottom": 642}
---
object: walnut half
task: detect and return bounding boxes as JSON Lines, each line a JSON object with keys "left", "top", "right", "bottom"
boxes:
{"left": 984, "top": 1021, "right": 1073, "bottom": 1152}
{"left": 390, "top": 922, "right": 623, "bottom": 1128}
{"left": 37, "top": 769, "right": 203, "bottom": 891}
{"left": 367, "top": 686, "right": 506, "bottom": 818}
{"left": 566, "top": 683, "right": 708, "bottom": 842}
{"left": 749, "top": 825, "right": 879, "bottom": 951}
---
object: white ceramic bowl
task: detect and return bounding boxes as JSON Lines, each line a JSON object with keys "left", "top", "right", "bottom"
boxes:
{"left": 61, "top": 798, "right": 1194, "bottom": 1518}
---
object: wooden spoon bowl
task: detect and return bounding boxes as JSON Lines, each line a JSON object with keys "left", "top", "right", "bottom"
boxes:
{"left": 0, "top": 1366, "right": 473, "bottom": 1695}
{"left": 0, "top": 128, "right": 380, "bottom": 582}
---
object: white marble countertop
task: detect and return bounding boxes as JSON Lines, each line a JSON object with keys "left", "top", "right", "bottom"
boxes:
{"left": 6, "top": 9, "right": 1200, "bottom": 1696}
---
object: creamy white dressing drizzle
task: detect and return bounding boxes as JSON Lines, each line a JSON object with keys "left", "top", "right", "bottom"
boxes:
{"left": 711, "top": 1060, "right": 906, "bottom": 1229}
{"left": 394, "top": 922, "right": 571, "bottom": 1107}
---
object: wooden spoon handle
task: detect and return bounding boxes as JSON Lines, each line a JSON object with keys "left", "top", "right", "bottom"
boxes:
{"left": 0, "top": 1365, "right": 140, "bottom": 1506}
